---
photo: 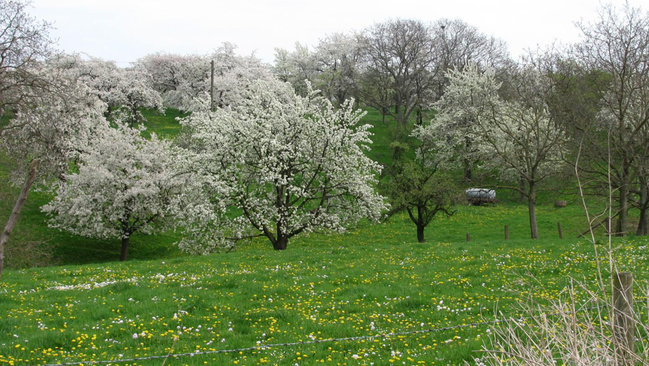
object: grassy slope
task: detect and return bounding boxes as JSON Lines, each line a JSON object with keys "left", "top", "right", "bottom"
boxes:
{"left": 1, "top": 107, "right": 646, "bottom": 365}
{"left": 2, "top": 208, "right": 647, "bottom": 365}
{"left": 2, "top": 214, "right": 648, "bottom": 365}
{"left": 1, "top": 107, "right": 415, "bottom": 266}
{"left": 0, "top": 109, "right": 187, "bottom": 267}
{"left": 139, "top": 108, "right": 188, "bottom": 139}
{"left": 0, "top": 106, "right": 593, "bottom": 266}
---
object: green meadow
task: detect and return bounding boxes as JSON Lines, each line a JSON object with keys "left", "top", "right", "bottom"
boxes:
{"left": 1, "top": 109, "right": 648, "bottom": 365}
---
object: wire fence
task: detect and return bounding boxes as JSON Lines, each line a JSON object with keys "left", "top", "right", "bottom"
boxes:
{"left": 37, "top": 305, "right": 603, "bottom": 366}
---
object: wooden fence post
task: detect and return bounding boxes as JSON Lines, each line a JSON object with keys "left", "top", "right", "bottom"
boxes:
{"left": 613, "top": 272, "right": 635, "bottom": 366}
{"left": 557, "top": 221, "right": 563, "bottom": 239}
{"left": 466, "top": 233, "right": 470, "bottom": 242}
{"left": 504, "top": 225, "right": 509, "bottom": 240}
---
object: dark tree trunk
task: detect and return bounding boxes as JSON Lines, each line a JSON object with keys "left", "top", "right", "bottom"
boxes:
{"left": 529, "top": 200, "right": 539, "bottom": 239}
{"left": 637, "top": 181, "right": 648, "bottom": 236}
{"left": 637, "top": 208, "right": 648, "bottom": 236}
{"left": 120, "top": 236, "right": 130, "bottom": 261}
{"left": 0, "top": 159, "right": 38, "bottom": 279}
{"left": 395, "top": 101, "right": 406, "bottom": 126}
{"left": 416, "top": 205, "right": 426, "bottom": 243}
{"left": 129, "top": 106, "right": 138, "bottom": 128}
{"left": 416, "top": 224, "right": 425, "bottom": 243}
{"left": 273, "top": 235, "right": 288, "bottom": 250}
{"left": 463, "top": 158, "right": 472, "bottom": 182}
{"left": 463, "top": 137, "right": 472, "bottom": 182}
{"left": 406, "top": 206, "right": 427, "bottom": 243}
{"left": 394, "top": 103, "right": 405, "bottom": 138}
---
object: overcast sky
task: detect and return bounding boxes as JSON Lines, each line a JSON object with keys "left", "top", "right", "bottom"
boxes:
{"left": 31, "top": 0, "right": 645, "bottom": 66}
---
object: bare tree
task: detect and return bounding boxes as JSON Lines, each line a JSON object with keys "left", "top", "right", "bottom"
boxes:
{"left": 0, "top": 0, "right": 52, "bottom": 116}
{"left": 356, "top": 19, "right": 436, "bottom": 136}
{"left": 430, "top": 18, "right": 510, "bottom": 101}
{"left": 573, "top": 3, "right": 649, "bottom": 236}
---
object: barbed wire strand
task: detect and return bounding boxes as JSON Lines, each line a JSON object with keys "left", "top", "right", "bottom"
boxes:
{"left": 37, "top": 305, "right": 602, "bottom": 366}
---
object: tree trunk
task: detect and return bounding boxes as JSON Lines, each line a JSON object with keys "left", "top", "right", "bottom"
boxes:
{"left": 394, "top": 103, "right": 405, "bottom": 138}
{"left": 617, "top": 180, "right": 629, "bottom": 236}
{"left": 210, "top": 60, "right": 215, "bottom": 111}
{"left": 120, "top": 236, "right": 130, "bottom": 261}
{"left": 463, "top": 137, "right": 472, "bottom": 182}
{"left": 637, "top": 181, "right": 648, "bottom": 236}
{"left": 463, "top": 158, "right": 472, "bottom": 182}
{"left": 273, "top": 235, "right": 288, "bottom": 250}
{"left": 528, "top": 183, "right": 539, "bottom": 239}
{"left": 637, "top": 208, "right": 648, "bottom": 236}
{"left": 416, "top": 205, "right": 426, "bottom": 242}
{"left": 0, "top": 159, "right": 38, "bottom": 279}
{"left": 405, "top": 207, "right": 426, "bottom": 243}
{"left": 416, "top": 224, "right": 425, "bottom": 243}
{"left": 395, "top": 101, "right": 406, "bottom": 127}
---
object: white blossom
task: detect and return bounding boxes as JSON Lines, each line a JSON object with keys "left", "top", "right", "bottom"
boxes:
{"left": 48, "top": 54, "right": 164, "bottom": 124}
{"left": 179, "top": 78, "right": 387, "bottom": 251}
{"left": 42, "top": 121, "right": 188, "bottom": 260}
{"left": 137, "top": 43, "right": 272, "bottom": 111}
{"left": 423, "top": 63, "right": 567, "bottom": 238}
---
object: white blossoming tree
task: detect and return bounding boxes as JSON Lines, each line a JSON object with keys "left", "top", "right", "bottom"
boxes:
{"left": 113, "top": 65, "right": 165, "bottom": 126}
{"left": 49, "top": 54, "right": 164, "bottom": 124}
{"left": 136, "top": 52, "right": 207, "bottom": 111}
{"left": 429, "top": 63, "right": 501, "bottom": 182}
{"left": 0, "top": 66, "right": 109, "bottom": 276}
{"left": 42, "top": 122, "right": 186, "bottom": 261}
{"left": 137, "top": 44, "right": 271, "bottom": 112}
{"left": 273, "top": 42, "right": 319, "bottom": 97}
{"left": 180, "top": 79, "right": 387, "bottom": 251}
{"left": 429, "top": 65, "right": 567, "bottom": 239}
{"left": 313, "top": 33, "right": 361, "bottom": 106}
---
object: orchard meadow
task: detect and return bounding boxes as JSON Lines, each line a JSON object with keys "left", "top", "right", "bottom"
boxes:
{"left": 3, "top": 2, "right": 649, "bottom": 365}
{"left": 2, "top": 208, "right": 648, "bottom": 365}
{"left": 2, "top": 109, "right": 649, "bottom": 365}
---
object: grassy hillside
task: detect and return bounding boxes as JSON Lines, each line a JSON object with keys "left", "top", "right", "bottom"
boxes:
{"left": 0, "top": 107, "right": 588, "bottom": 267}
{"left": 2, "top": 205, "right": 647, "bottom": 365}
{"left": 2, "top": 106, "right": 646, "bottom": 364}
{"left": 0, "top": 109, "right": 187, "bottom": 268}
{"left": 139, "top": 108, "right": 188, "bottom": 139}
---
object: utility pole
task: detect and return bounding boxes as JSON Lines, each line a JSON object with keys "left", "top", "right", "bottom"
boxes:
{"left": 210, "top": 60, "right": 215, "bottom": 111}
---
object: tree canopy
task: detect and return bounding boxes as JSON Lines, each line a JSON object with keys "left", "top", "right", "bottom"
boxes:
{"left": 178, "top": 79, "right": 387, "bottom": 251}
